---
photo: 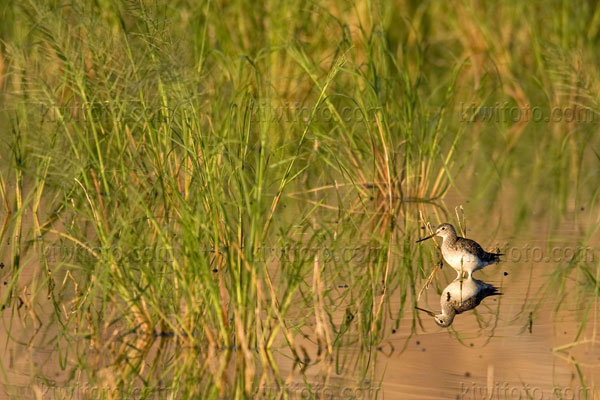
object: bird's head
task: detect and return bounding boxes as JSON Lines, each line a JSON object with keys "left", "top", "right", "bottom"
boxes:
{"left": 416, "top": 307, "right": 456, "bottom": 327}
{"left": 416, "top": 223, "right": 456, "bottom": 243}
{"left": 433, "top": 312, "right": 455, "bottom": 327}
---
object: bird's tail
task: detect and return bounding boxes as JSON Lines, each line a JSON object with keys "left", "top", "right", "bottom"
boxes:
{"left": 483, "top": 251, "right": 503, "bottom": 263}
{"left": 490, "top": 247, "right": 503, "bottom": 262}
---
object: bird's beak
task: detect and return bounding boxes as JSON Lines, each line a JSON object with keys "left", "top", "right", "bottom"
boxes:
{"left": 416, "top": 233, "right": 435, "bottom": 243}
{"left": 415, "top": 307, "right": 436, "bottom": 317}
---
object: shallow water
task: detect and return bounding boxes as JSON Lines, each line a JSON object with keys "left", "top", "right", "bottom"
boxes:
{"left": 1, "top": 187, "right": 599, "bottom": 399}
{"left": 266, "top": 189, "right": 600, "bottom": 399}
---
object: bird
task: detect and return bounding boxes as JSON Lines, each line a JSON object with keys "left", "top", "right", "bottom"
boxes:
{"left": 416, "top": 223, "right": 502, "bottom": 279}
{"left": 416, "top": 276, "right": 501, "bottom": 327}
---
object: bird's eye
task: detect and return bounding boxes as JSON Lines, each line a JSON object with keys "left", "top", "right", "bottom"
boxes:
{"left": 442, "top": 227, "right": 445, "bottom": 230}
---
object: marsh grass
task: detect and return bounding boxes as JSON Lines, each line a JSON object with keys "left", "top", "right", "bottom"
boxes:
{"left": 0, "top": 0, "right": 599, "bottom": 398}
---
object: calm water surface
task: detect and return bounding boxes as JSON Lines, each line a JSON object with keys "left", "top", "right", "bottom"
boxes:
{"left": 1, "top": 189, "right": 598, "bottom": 400}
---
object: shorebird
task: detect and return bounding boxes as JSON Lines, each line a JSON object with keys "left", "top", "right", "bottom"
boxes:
{"left": 416, "top": 223, "right": 502, "bottom": 278}
{"left": 416, "top": 277, "right": 500, "bottom": 327}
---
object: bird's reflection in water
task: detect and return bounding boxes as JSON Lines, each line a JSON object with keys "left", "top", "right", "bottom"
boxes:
{"left": 417, "top": 277, "right": 500, "bottom": 327}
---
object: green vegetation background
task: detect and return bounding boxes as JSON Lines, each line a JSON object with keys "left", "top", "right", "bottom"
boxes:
{"left": 0, "top": 1, "right": 598, "bottom": 398}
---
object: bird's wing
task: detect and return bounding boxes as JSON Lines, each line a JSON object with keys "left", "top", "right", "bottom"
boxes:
{"left": 457, "top": 237, "right": 486, "bottom": 257}
{"left": 457, "top": 237, "right": 500, "bottom": 262}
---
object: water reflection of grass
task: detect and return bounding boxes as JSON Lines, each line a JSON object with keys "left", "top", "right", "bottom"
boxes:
{"left": 0, "top": 1, "right": 599, "bottom": 398}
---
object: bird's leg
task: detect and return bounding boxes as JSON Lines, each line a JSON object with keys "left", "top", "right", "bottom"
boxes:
{"left": 459, "top": 256, "right": 464, "bottom": 304}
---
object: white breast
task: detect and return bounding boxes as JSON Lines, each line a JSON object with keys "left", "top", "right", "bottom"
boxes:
{"left": 442, "top": 247, "right": 482, "bottom": 272}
